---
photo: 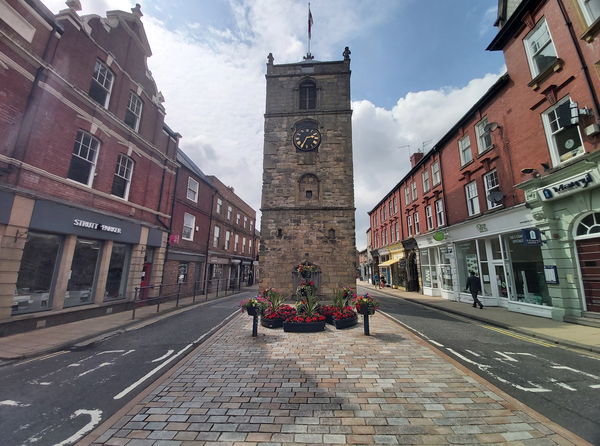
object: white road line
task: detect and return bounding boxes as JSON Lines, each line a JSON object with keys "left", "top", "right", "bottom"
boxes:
{"left": 381, "top": 312, "right": 445, "bottom": 347}
{"left": 551, "top": 366, "right": 600, "bottom": 380}
{"left": 113, "top": 344, "right": 193, "bottom": 400}
{"left": 52, "top": 409, "right": 102, "bottom": 446}
{"left": 114, "top": 309, "right": 239, "bottom": 400}
{"left": 590, "top": 384, "right": 600, "bottom": 389}
{"left": 550, "top": 378, "right": 576, "bottom": 391}
{"left": 446, "top": 348, "right": 490, "bottom": 370}
{"left": 495, "top": 351, "right": 518, "bottom": 362}
{"left": 121, "top": 349, "right": 135, "bottom": 356}
{"left": 465, "top": 349, "right": 481, "bottom": 357}
{"left": 77, "top": 362, "right": 112, "bottom": 378}
{"left": 151, "top": 350, "right": 174, "bottom": 363}
{"left": 0, "top": 400, "right": 31, "bottom": 407}
{"left": 97, "top": 350, "right": 125, "bottom": 355}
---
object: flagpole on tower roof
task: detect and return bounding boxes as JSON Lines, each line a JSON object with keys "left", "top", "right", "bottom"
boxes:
{"left": 305, "top": 3, "right": 314, "bottom": 60}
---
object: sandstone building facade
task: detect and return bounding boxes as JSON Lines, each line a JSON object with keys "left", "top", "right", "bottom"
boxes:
{"left": 259, "top": 49, "right": 356, "bottom": 297}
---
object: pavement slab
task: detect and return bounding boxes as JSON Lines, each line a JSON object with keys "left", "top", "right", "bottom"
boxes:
{"left": 82, "top": 313, "right": 590, "bottom": 445}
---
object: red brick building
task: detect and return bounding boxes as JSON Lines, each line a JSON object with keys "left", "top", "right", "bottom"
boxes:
{"left": 206, "top": 176, "right": 258, "bottom": 293}
{"left": 162, "top": 150, "right": 216, "bottom": 296}
{"left": 369, "top": 0, "right": 600, "bottom": 324}
{"left": 0, "top": 1, "right": 178, "bottom": 334}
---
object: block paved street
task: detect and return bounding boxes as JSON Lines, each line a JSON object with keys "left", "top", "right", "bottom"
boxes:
{"left": 82, "top": 312, "right": 588, "bottom": 445}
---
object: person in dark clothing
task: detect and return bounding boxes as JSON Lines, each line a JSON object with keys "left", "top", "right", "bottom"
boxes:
{"left": 465, "top": 271, "right": 483, "bottom": 309}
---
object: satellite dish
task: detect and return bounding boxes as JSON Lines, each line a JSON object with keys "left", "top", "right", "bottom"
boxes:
{"left": 488, "top": 190, "right": 504, "bottom": 204}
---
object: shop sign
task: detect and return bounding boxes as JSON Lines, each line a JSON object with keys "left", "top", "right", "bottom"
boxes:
{"left": 538, "top": 171, "right": 597, "bottom": 201}
{"left": 433, "top": 231, "right": 445, "bottom": 241}
{"left": 73, "top": 219, "right": 122, "bottom": 234}
{"left": 169, "top": 234, "right": 180, "bottom": 244}
{"left": 544, "top": 265, "right": 559, "bottom": 284}
{"left": 476, "top": 223, "right": 488, "bottom": 233}
{"left": 521, "top": 228, "right": 542, "bottom": 246}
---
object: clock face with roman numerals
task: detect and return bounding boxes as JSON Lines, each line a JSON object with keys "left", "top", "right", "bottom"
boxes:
{"left": 293, "top": 127, "right": 321, "bottom": 151}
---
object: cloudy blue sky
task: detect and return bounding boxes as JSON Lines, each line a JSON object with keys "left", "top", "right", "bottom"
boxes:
{"left": 44, "top": 0, "right": 506, "bottom": 249}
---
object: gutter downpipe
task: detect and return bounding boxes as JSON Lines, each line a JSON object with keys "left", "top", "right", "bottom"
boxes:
{"left": 556, "top": 0, "right": 600, "bottom": 119}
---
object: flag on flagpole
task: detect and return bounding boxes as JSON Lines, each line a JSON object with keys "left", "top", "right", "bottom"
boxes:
{"left": 308, "top": 4, "right": 313, "bottom": 39}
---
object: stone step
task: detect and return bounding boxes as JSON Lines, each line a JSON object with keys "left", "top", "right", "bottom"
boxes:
{"left": 564, "top": 314, "right": 600, "bottom": 328}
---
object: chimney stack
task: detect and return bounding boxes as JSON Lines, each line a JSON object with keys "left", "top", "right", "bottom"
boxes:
{"left": 410, "top": 152, "right": 424, "bottom": 167}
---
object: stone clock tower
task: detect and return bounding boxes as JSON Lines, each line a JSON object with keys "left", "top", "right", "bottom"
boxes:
{"left": 259, "top": 48, "right": 356, "bottom": 297}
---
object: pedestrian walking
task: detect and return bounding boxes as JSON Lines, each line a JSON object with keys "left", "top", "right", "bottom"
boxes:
{"left": 465, "top": 271, "right": 483, "bottom": 309}
{"left": 380, "top": 275, "right": 386, "bottom": 289}
{"left": 373, "top": 273, "right": 379, "bottom": 287}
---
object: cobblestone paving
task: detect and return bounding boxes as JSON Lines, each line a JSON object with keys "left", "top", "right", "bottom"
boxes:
{"left": 88, "top": 314, "right": 584, "bottom": 445}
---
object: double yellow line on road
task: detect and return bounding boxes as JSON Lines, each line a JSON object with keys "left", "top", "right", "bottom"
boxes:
{"left": 478, "top": 324, "right": 559, "bottom": 348}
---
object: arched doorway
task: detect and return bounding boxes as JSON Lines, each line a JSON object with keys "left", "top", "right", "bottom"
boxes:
{"left": 575, "top": 212, "right": 600, "bottom": 313}
{"left": 407, "top": 251, "right": 419, "bottom": 292}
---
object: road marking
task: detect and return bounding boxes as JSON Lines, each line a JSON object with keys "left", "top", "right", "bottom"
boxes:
{"left": 151, "top": 350, "right": 174, "bottom": 363}
{"left": 97, "top": 350, "right": 125, "bottom": 355}
{"left": 52, "top": 409, "right": 102, "bottom": 446}
{"left": 590, "top": 384, "right": 600, "bottom": 389}
{"left": 478, "top": 324, "right": 556, "bottom": 347}
{"left": 0, "top": 400, "right": 31, "bottom": 407}
{"left": 17, "top": 351, "right": 68, "bottom": 366}
{"left": 550, "top": 379, "right": 576, "bottom": 391}
{"left": 465, "top": 349, "right": 481, "bottom": 357}
{"left": 77, "top": 362, "right": 112, "bottom": 378}
{"left": 495, "top": 351, "right": 518, "bottom": 362}
{"left": 121, "top": 349, "right": 135, "bottom": 356}
{"left": 113, "top": 343, "right": 193, "bottom": 400}
{"left": 114, "top": 309, "right": 239, "bottom": 400}
{"left": 446, "top": 348, "right": 490, "bottom": 370}
{"left": 551, "top": 365, "right": 600, "bottom": 380}
{"left": 381, "top": 312, "right": 445, "bottom": 347}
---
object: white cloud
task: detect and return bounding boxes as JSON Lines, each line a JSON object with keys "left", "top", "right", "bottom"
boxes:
{"left": 352, "top": 72, "right": 503, "bottom": 249}
{"left": 42, "top": 0, "right": 503, "bottom": 252}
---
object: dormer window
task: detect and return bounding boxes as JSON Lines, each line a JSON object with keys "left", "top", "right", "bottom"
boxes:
{"left": 89, "top": 60, "right": 114, "bottom": 108}
{"left": 124, "top": 92, "right": 143, "bottom": 131}
{"left": 299, "top": 79, "right": 316, "bottom": 109}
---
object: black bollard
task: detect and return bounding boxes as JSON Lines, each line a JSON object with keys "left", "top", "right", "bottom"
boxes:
{"left": 363, "top": 313, "right": 370, "bottom": 336}
{"left": 252, "top": 313, "right": 259, "bottom": 337}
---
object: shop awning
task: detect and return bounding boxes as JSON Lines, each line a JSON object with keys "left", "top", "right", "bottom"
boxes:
{"left": 378, "top": 259, "right": 399, "bottom": 267}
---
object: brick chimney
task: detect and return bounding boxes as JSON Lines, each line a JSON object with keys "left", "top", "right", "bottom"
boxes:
{"left": 410, "top": 152, "right": 424, "bottom": 167}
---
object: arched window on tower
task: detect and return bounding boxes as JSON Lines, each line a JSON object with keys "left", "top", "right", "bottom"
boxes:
{"left": 298, "top": 173, "right": 319, "bottom": 202}
{"left": 299, "top": 79, "right": 316, "bottom": 109}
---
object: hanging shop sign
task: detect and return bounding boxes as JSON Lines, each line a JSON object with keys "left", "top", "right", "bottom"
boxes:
{"left": 538, "top": 170, "right": 599, "bottom": 201}
{"left": 521, "top": 228, "right": 542, "bottom": 246}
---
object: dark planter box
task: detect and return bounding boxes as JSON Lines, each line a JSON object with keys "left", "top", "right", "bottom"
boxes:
{"left": 246, "top": 307, "right": 261, "bottom": 316}
{"left": 283, "top": 320, "right": 326, "bottom": 333}
{"left": 261, "top": 317, "right": 283, "bottom": 329}
{"left": 357, "top": 306, "right": 375, "bottom": 316}
{"left": 325, "top": 315, "right": 335, "bottom": 325}
{"left": 334, "top": 314, "right": 358, "bottom": 329}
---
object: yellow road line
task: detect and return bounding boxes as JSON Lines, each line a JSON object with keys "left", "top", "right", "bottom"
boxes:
{"left": 478, "top": 324, "right": 557, "bottom": 347}
{"left": 17, "top": 350, "right": 69, "bottom": 365}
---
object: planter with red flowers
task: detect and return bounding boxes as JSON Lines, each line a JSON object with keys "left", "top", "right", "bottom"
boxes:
{"left": 332, "top": 306, "right": 358, "bottom": 329}
{"left": 283, "top": 314, "right": 326, "bottom": 332}
{"left": 282, "top": 281, "right": 326, "bottom": 332}
{"left": 319, "top": 305, "right": 336, "bottom": 324}
{"left": 262, "top": 304, "right": 296, "bottom": 328}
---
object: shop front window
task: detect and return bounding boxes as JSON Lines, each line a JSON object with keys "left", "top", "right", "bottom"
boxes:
{"left": 14, "top": 232, "right": 61, "bottom": 314}
{"left": 503, "top": 232, "right": 551, "bottom": 306}
{"left": 105, "top": 243, "right": 129, "bottom": 301}
{"left": 421, "top": 249, "right": 431, "bottom": 287}
{"left": 65, "top": 238, "right": 101, "bottom": 308}
{"left": 439, "top": 246, "right": 453, "bottom": 290}
{"left": 456, "top": 240, "right": 478, "bottom": 291}
{"left": 420, "top": 248, "right": 439, "bottom": 289}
